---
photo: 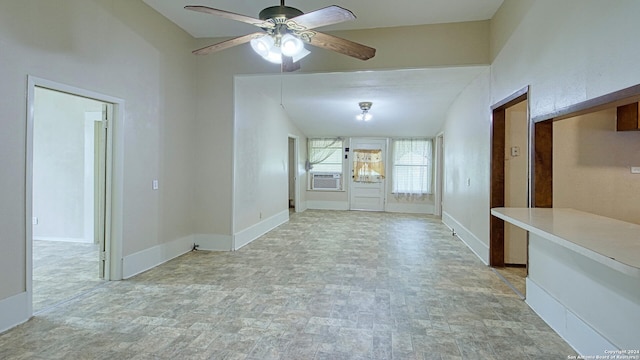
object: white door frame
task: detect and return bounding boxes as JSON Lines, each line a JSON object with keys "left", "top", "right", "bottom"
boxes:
{"left": 434, "top": 132, "right": 444, "bottom": 217}
{"left": 26, "top": 76, "right": 125, "bottom": 315}
{"left": 288, "top": 134, "right": 300, "bottom": 212}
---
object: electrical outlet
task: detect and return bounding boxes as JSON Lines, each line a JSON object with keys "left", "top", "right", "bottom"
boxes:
{"left": 631, "top": 167, "right": 640, "bottom": 174}
{"left": 32, "top": 217, "right": 38, "bottom": 225}
{"left": 511, "top": 146, "right": 520, "bottom": 157}
{"left": 152, "top": 179, "right": 159, "bottom": 190}
{"left": 466, "top": 178, "right": 471, "bottom": 187}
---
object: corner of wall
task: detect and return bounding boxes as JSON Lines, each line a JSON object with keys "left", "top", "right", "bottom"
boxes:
{"left": 442, "top": 211, "right": 489, "bottom": 265}
{"left": 122, "top": 233, "right": 233, "bottom": 279}
{"left": 233, "top": 209, "right": 289, "bottom": 250}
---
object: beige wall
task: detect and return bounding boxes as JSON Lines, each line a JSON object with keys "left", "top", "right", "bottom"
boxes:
{"left": 553, "top": 108, "right": 640, "bottom": 225}
{"left": 491, "top": 0, "right": 640, "bottom": 115}
{"left": 297, "top": 21, "right": 491, "bottom": 72}
{"left": 233, "top": 78, "right": 307, "bottom": 233}
{"left": 0, "top": 0, "right": 196, "bottom": 300}
{"left": 442, "top": 69, "right": 492, "bottom": 262}
{"left": 441, "top": 0, "right": 640, "bottom": 263}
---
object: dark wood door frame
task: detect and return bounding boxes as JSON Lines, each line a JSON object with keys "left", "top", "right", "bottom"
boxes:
{"left": 490, "top": 86, "right": 529, "bottom": 267}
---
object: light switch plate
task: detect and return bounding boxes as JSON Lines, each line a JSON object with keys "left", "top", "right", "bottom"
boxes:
{"left": 631, "top": 167, "right": 640, "bottom": 174}
{"left": 152, "top": 179, "right": 159, "bottom": 190}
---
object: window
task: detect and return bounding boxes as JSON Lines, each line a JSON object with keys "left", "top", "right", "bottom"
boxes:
{"left": 392, "top": 138, "right": 432, "bottom": 195}
{"left": 307, "top": 138, "right": 343, "bottom": 173}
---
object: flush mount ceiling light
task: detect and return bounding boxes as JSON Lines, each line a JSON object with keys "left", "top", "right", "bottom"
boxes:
{"left": 356, "top": 101, "right": 373, "bottom": 121}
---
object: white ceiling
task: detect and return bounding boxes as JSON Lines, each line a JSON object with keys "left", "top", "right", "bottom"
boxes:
{"left": 143, "top": 0, "right": 502, "bottom": 137}
{"left": 239, "top": 67, "right": 488, "bottom": 137}
{"left": 142, "top": 0, "right": 504, "bottom": 38}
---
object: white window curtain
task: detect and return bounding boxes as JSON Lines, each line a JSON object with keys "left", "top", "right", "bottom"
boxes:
{"left": 392, "top": 138, "right": 433, "bottom": 197}
{"left": 307, "top": 138, "right": 343, "bottom": 173}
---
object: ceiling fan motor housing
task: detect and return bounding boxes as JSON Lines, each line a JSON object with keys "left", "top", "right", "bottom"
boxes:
{"left": 259, "top": 6, "right": 304, "bottom": 22}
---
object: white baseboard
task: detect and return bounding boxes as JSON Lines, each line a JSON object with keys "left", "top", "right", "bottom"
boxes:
{"left": 385, "top": 202, "right": 434, "bottom": 214}
{"left": 307, "top": 200, "right": 349, "bottom": 210}
{"left": 33, "top": 236, "right": 90, "bottom": 243}
{"left": 526, "top": 278, "right": 616, "bottom": 356}
{"left": 193, "top": 233, "right": 233, "bottom": 251}
{"left": 441, "top": 211, "right": 489, "bottom": 265}
{"left": 234, "top": 210, "right": 289, "bottom": 250}
{"left": 122, "top": 235, "right": 195, "bottom": 279}
{"left": 0, "top": 292, "right": 29, "bottom": 333}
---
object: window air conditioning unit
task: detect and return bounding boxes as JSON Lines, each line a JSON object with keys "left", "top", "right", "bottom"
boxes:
{"left": 312, "top": 173, "right": 341, "bottom": 190}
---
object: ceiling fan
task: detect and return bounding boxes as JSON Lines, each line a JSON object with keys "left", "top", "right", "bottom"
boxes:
{"left": 185, "top": 1, "right": 376, "bottom": 71}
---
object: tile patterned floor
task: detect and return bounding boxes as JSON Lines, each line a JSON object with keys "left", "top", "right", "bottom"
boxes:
{"left": 33, "top": 240, "right": 104, "bottom": 313}
{"left": 1, "top": 211, "right": 576, "bottom": 359}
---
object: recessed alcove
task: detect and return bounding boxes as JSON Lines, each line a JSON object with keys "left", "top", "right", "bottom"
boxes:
{"left": 532, "top": 83, "right": 640, "bottom": 220}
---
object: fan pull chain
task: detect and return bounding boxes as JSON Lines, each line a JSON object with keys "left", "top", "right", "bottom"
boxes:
{"left": 280, "top": 73, "right": 284, "bottom": 108}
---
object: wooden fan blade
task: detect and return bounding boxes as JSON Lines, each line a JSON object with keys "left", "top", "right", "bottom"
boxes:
{"left": 307, "top": 32, "right": 376, "bottom": 61}
{"left": 282, "top": 56, "right": 301, "bottom": 72}
{"left": 192, "top": 32, "right": 265, "bottom": 55}
{"left": 287, "top": 6, "right": 355, "bottom": 30}
{"left": 185, "top": 6, "right": 275, "bottom": 29}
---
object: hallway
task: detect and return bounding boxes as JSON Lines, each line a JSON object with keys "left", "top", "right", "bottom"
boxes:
{"left": 1, "top": 211, "right": 575, "bottom": 359}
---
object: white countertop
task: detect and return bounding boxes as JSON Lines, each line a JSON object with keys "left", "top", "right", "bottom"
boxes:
{"left": 491, "top": 208, "right": 640, "bottom": 277}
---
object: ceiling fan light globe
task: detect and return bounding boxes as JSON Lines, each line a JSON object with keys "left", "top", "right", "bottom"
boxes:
{"left": 292, "top": 48, "right": 311, "bottom": 63}
{"left": 250, "top": 35, "right": 274, "bottom": 57}
{"left": 280, "top": 34, "right": 304, "bottom": 57}
{"left": 263, "top": 46, "right": 283, "bottom": 64}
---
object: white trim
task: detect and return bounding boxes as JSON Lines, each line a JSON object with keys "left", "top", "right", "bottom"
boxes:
{"left": 306, "top": 200, "right": 349, "bottom": 211}
{"left": 0, "top": 292, "right": 29, "bottom": 333}
{"left": 33, "top": 236, "right": 88, "bottom": 243}
{"left": 385, "top": 202, "right": 434, "bottom": 214}
{"left": 84, "top": 112, "right": 100, "bottom": 244}
{"left": 526, "top": 278, "right": 616, "bottom": 356}
{"left": 433, "top": 133, "right": 444, "bottom": 217}
{"left": 122, "top": 235, "right": 195, "bottom": 279}
{"left": 441, "top": 211, "right": 489, "bottom": 264}
{"left": 297, "top": 200, "right": 308, "bottom": 213}
{"left": 233, "top": 209, "right": 289, "bottom": 250}
{"left": 193, "top": 234, "right": 233, "bottom": 251}
{"left": 288, "top": 134, "right": 301, "bottom": 213}
{"left": 231, "top": 77, "right": 239, "bottom": 249}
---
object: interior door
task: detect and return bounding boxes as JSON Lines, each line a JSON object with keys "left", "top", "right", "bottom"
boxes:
{"left": 349, "top": 138, "right": 387, "bottom": 211}
{"left": 95, "top": 105, "right": 109, "bottom": 279}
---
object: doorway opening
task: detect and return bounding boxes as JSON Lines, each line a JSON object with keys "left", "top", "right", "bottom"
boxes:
{"left": 26, "top": 77, "right": 122, "bottom": 315}
{"left": 288, "top": 135, "right": 299, "bottom": 213}
{"left": 490, "top": 86, "right": 529, "bottom": 298}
